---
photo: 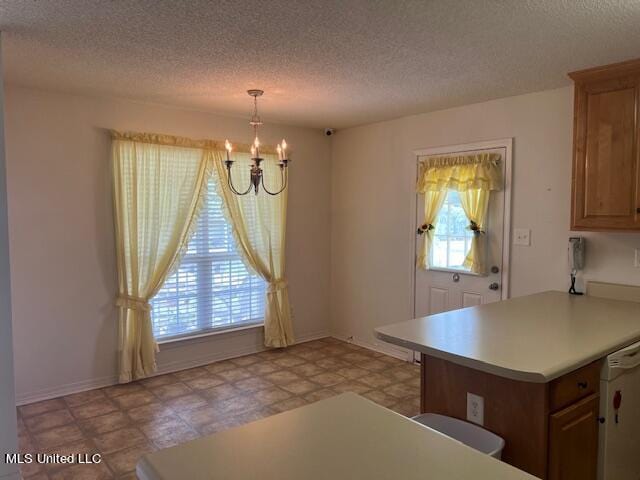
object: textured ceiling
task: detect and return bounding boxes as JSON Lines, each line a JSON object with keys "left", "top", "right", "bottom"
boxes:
{"left": 1, "top": 0, "right": 640, "bottom": 129}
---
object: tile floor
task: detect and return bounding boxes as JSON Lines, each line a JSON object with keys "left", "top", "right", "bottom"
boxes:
{"left": 16, "top": 337, "right": 420, "bottom": 479}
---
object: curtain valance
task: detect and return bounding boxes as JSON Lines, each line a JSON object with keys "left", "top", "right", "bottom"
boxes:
{"left": 417, "top": 153, "right": 502, "bottom": 193}
{"left": 110, "top": 130, "right": 281, "bottom": 155}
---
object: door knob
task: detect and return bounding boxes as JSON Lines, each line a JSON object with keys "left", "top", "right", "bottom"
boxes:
{"left": 491, "top": 265, "right": 500, "bottom": 274}
{"left": 489, "top": 282, "right": 500, "bottom": 291}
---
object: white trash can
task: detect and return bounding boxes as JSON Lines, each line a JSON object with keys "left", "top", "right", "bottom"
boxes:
{"left": 412, "top": 413, "right": 505, "bottom": 459}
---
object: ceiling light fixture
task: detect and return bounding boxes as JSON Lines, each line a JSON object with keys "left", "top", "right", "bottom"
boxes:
{"left": 224, "top": 90, "right": 290, "bottom": 195}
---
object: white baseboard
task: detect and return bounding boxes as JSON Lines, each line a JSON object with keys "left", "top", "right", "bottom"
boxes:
{"left": 155, "top": 330, "right": 330, "bottom": 377}
{"left": 15, "top": 374, "right": 118, "bottom": 406}
{"left": 330, "top": 332, "right": 413, "bottom": 362}
{"left": 15, "top": 330, "right": 330, "bottom": 406}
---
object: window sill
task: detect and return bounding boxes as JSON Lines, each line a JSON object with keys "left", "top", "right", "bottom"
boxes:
{"left": 157, "top": 321, "right": 264, "bottom": 346}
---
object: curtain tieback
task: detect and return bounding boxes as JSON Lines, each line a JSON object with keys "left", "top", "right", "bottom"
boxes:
{"left": 468, "top": 221, "right": 485, "bottom": 236}
{"left": 416, "top": 223, "right": 435, "bottom": 235}
{"left": 267, "top": 280, "right": 288, "bottom": 294}
{"left": 116, "top": 295, "right": 151, "bottom": 312}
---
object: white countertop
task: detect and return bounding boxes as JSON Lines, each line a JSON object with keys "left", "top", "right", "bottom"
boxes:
{"left": 376, "top": 291, "right": 640, "bottom": 383}
{"left": 137, "top": 393, "right": 536, "bottom": 480}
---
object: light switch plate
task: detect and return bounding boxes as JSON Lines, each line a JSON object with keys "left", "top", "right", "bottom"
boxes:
{"left": 467, "top": 392, "right": 484, "bottom": 426}
{"left": 513, "top": 228, "right": 531, "bottom": 246}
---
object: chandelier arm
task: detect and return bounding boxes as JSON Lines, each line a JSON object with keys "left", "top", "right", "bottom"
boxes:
{"left": 227, "top": 168, "right": 253, "bottom": 195}
{"left": 260, "top": 168, "right": 288, "bottom": 196}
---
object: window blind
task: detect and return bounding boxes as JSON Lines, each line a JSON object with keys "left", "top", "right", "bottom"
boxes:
{"left": 150, "top": 177, "right": 266, "bottom": 340}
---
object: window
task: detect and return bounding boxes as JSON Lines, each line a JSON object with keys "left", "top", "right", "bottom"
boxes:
{"left": 150, "top": 178, "right": 266, "bottom": 340}
{"left": 430, "top": 190, "right": 475, "bottom": 271}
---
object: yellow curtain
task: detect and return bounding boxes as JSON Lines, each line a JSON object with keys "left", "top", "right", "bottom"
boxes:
{"left": 417, "top": 153, "right": 502, "bottom": 193}
{"left": 112, "top": 134, "right": 209, "bottom": 382}
{"left": 459, "top": 189, "right": 491, "bottom": 274}
{"left": 211, "top": 151, "right": 294, "bottom": 347}
{"left": 416, "top": 190, "right": 447, "bottom": 270}
{"left": 416, "top": 153, "right": 502, "bottom": 273}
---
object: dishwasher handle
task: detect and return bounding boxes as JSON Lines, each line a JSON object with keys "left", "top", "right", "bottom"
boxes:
{"left": 608, "top": 340, "right": 640, "bottom": 370}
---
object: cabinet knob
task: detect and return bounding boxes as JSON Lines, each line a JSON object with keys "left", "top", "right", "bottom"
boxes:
{"left": 577, "top": 381, "right": 588, "bottom": 389}
{"left": 597, "top": 417, "right": 606, "bottom": 424}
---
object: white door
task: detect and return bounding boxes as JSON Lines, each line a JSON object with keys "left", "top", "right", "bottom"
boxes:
{"left": 413, "top": 140, "right": 511, "bottom": 318}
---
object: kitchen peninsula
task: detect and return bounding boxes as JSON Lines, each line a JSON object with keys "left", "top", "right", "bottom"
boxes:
{"left": 137, "top": 393, "right": 537, "bottom": 480}
{"left": 376, "top": 291, "right": 640, "bottom": 479}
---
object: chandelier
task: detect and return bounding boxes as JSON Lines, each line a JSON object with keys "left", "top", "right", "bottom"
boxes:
{"left": 224, "top": 89, "right": 290, "bottom": 196}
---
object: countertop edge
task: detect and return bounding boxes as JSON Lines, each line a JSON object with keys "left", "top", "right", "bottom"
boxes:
{"left": 375, "top": 291, "right": 640, "bottom": 384}
{"left": 375, "top": 328, "right": 640, "bottom": 383}
{"left": 374, "top": 329, "right": 549, "bottom": 383}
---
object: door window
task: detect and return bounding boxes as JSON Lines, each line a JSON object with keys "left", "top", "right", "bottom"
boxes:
{"left": 431, "top": 190, "right": 476, "bottom": 271}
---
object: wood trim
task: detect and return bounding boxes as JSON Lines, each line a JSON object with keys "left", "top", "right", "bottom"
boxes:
{"left": 637, "top": 79, "right": 640, "bottom": 222}
{"left": 569, "top": 57, "right": 640, "bottom": 83}
{"left": 570, "top": 83, "right": 582, "bottom": 230}
{"left": 420, "top": 354, "right": 426, "bottom": 414}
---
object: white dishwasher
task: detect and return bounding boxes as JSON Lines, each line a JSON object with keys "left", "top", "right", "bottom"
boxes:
{"left": 598, "top": 340, "right": 640, "bottom": 480}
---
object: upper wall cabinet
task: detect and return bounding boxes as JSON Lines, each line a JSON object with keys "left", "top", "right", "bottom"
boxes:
{"left": 570, "top": 59, "right": 640, "bottom": 231}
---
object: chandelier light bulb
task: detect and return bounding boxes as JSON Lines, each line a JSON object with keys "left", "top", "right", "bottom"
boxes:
{"left": 224, "top": 139, "right": 233, "bottom": 161}
{"left": 276, "top": 144, "right": 282, "bottom": 160}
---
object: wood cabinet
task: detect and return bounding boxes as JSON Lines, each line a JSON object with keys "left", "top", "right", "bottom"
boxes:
{"left": 548, "top": 393, "right": 599, "bottom": 480}
{"left": 570, "top": 59, "right": 640, "bottom": 231}
{"left": 421, "top": 354, "right": 601, "bottom": 479}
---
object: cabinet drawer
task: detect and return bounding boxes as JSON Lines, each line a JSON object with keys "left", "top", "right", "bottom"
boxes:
{"left": 549, "top": 361, "right": 601, "bottom": 412}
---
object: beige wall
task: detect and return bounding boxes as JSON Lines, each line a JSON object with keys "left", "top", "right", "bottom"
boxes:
{"left": 330, "top": 86, "right": 640, "bottom": 349}
{"left": 7, "top": 82, "right": 640, "bottom": 402}
{"left": 0, "top": 35, "right": 20, "bottom": 480}
{"left": 5, "top": 86, "right": 332, "bottom": 403}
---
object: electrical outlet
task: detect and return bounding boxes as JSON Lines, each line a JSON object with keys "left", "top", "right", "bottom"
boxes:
{"left": 467, "top": 393, "right": 484, "bottom": 425}
{"left": 635, "top": 249, "right": 640, "bottom": 268}
{"left": 513, "top": 228, "right": 531, "bottom": 246}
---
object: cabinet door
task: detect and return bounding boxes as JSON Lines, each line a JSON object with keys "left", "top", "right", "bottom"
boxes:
{"left": 548, "top": 393, "right": 599, "bottom": 480}
{"left": 572, "top": 75, "right": 640, "bottom": 230}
